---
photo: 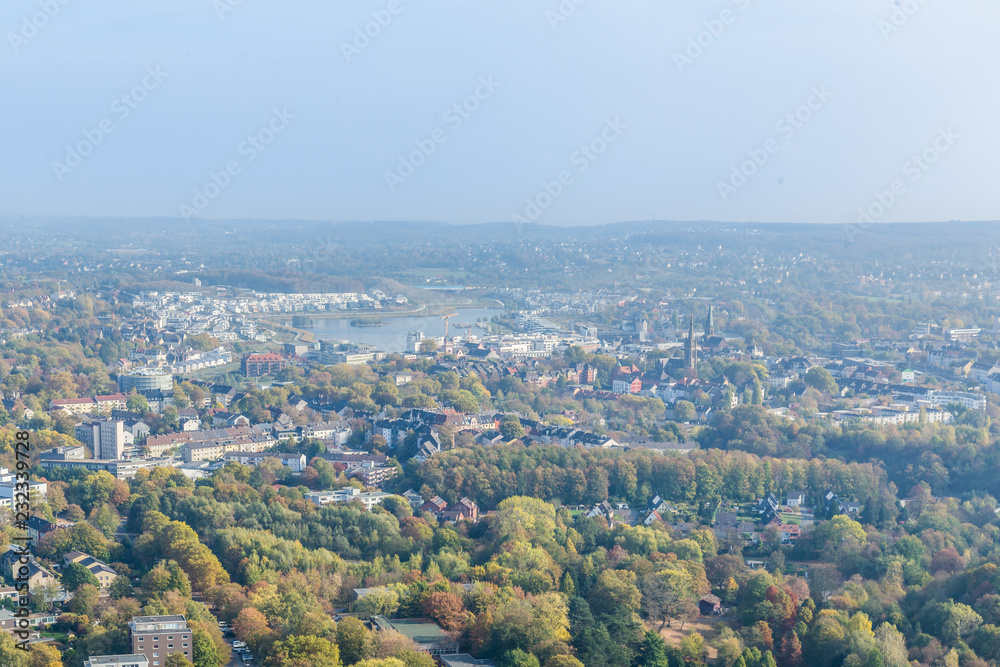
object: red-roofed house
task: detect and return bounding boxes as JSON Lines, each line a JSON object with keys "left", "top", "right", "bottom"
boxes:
{"left": 421, "top": 496, "right": 448, "bottom": 516}
{"left": 441, "top": 498, "right": 479, "bottom": 523}
{"left": 779, "top": 524, "right": 801, "bottom": 544}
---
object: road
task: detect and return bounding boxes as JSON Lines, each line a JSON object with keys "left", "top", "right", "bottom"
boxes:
{"left": 221, "top": 629, "right": 251, "bottom": 667}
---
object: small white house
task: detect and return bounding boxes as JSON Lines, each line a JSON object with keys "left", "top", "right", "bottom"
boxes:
{"left": 785, "top": 491, "right": 807, "bottom": 507}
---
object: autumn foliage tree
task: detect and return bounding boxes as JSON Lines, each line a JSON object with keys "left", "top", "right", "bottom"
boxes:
{"left": 422, "top": 591, "right": 469, "bottom": 633}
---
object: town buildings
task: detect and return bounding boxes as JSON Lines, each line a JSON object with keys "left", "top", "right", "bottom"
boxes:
{"left": 305, "top": 487, "right": 389, "bottom": 510}
{"left": 241, "top": 352, "right": 287, "bottom": 377}
{"left": 38, "top": 447, "right": 173, "bottom": 479}
{"left": 49, "top": 393, "right": 128, "bottom": 416}
{"left": 74, "top": 419, "right": 128, "bottom": 460}
{"left": 64, "top": 551, "right": 118, "bottom": 589}
{"left": 128, "top": 615, "right": 193, "bottom": 667}
{"left": 119, "top": 368, "right": 173, "bottom": 393}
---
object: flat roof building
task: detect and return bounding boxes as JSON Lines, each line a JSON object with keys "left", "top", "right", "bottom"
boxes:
{"left": 85, "top": 656, "right": 150, "bottom": 667}
{"left": 129, "top": 615, "right": 192, "bottom": 667}
{"left": 306, "top": 487, "right": 390, "bottom": 510}
{"left": 75, "top": 420, "right": 126, "bottom": 460}
{"left": 120, "top": 368, "right": 173, "bottom": 394}
{"left": 39, "top": 454, "right": 174, "bottom": 479}
{"left": 440, "top": 656, "right": 497, "bottom": 667}
{"left": 242, "top": 352, "right": 287, "bottom": 378}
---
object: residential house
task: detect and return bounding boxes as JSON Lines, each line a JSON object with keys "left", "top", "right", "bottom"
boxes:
{"left": 611, "top": 373, "right": 642, "bottom": 395}
{"left": 211, "top": 411, "right": 250, "bottom": 428}
{"left": 388, "top": 371, "right": 413, "bottom": 386}
{"left": 123, "top": 418, "right": 151, "bottom": 441}
{"left": 402, "top": 490, "right": 424, "bottom": 508}
{"left": 441, "top": 498, "right": 479, "bottom": 523}
{"left": 648, "top": 494, "right": 679, "bottom": 516}
{"left": 180, "top": 418, "right": 201, "bottom": 432}
{"left": 414, "top": 431, "right": 442, "bottom": 462}
{"left": 760, "top": 507, "right": 782, "bottom": 528}
{"left": 768, "top": 374, "right": 793, "bottom": 390}
{"left": 643, "top": 510, "right": 663, "bottom": 526}
{"left": 838, "top": 500, "right": 863, "bottom": 516}
{"left": 586, "top": 500, "right": 613, "bottom": 521}
{"left": 26, "top": 516, "right": 62, "bottom": 543}
{"left": 822, "top": 489, "right": 838, "bottom": 514}
{"left": 778, "top": 524, "right": 801, "bottom": 545}
{"left": 476, "top": 430, "right": 504, "bottom": 446}
{"left": 0, "top": 609, "right": 58, "bottom": 633}
{"left": 421, "top": 496, "right": 448, "bottom": 516}
{"left": 755, "top": 494, "right": 779, "bottom": 514}
{"left": 785, "top": 491, "right": 807, "bottom": 508}
{"left": 64, "top": 551, "right": 118, "bottom": 589}
{"left": 698, "top": 594, "right": 722, "bottom": 615}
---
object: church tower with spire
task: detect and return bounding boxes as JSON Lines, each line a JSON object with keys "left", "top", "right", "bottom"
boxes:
{"left": 684, "top": 316, "right": 698, "bottom": 376}
{"left": 705, "top": 305, "right": 715, "bottom": 338}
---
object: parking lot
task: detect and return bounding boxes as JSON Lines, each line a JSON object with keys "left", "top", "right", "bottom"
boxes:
{"left": 219, "top": 621, "right": 255, "bottom": 666}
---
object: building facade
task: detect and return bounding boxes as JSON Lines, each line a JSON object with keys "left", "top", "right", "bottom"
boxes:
{"left": 129, "top": 615, "right": 193, "bottom": 667}
{"left": 74, "top": 419, "right": 127, "bottom": 460}
{"left": 241, "top": 353, "right": 287, "bottom": 377}
{"left": 120, "top": 368, "right": 173, "bottom": 393}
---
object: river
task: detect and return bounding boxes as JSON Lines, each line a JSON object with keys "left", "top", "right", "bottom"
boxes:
{"left": 284, "top": 308, "right": 502, "bottom": 353}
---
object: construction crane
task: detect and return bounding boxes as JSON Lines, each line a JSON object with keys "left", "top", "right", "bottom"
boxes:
{"left": 455, "top": 323, "right": 474, "bottom": 340}
{"left": 441, "top": 312, "right": 459, "bottom": 338}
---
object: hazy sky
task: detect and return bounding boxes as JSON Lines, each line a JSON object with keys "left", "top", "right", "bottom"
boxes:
{"left": 2, "top": 0, "right": 998, "bottom": 225}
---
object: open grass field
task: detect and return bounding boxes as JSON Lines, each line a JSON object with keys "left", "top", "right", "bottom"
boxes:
{"left": 659, "top": 617, "right": 733, "bottom": 662}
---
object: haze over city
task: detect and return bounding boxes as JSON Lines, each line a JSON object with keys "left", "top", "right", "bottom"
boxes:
{"left": 3, "top": 0, "right": 999, "bottom": 225}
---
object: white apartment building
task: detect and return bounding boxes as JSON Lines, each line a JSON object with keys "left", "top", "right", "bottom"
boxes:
{"left": 306, "top": 487, "right": 389, "bottom": 510}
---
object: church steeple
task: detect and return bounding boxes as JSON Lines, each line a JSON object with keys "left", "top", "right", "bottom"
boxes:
{"left": 705, "top": 305, "right": 715, "bottom": 337}
{"left": 685, "top": 316, "right": 698, "bottom": 376}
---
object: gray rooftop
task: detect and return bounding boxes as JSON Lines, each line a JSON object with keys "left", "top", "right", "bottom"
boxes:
{"left": 439, "top": 655, "right": 496, "bottom": 667}
{"left": 132, "top": 615, "right": 186, "bottom": 623}
{"left": 85, "top": 656, "right": 150, "bottom": 667}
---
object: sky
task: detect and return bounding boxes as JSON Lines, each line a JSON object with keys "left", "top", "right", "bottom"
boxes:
{"left": 1, "top": 0, "right": 998, "bottom": 226}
